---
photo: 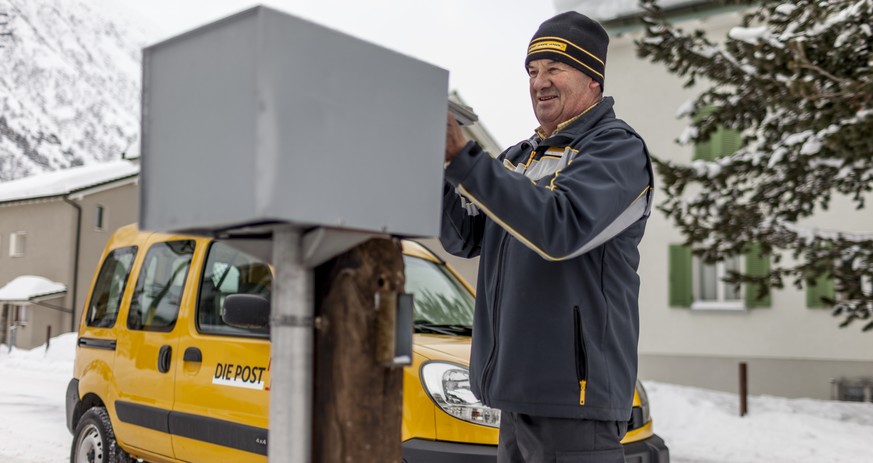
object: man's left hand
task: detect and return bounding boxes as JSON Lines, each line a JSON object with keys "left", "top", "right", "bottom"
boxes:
{"left": 445, "top": 113, "right": 467, "bottom": 164}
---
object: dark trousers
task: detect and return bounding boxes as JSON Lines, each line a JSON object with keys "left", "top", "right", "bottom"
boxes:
{"left": 497, "top": 411, "right": 628, "bottom": 463}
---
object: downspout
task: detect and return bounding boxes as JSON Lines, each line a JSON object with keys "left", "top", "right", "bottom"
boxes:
{"left": 63, "top": 197, "right": 82, "bottom": 332}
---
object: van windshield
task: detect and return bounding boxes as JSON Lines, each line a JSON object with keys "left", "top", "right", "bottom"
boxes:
{"left": 403, "top": 256, "right": 475, "bottom": 333}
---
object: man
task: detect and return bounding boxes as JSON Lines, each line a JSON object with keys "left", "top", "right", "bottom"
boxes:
{"left": 441, "top": 11, "right": 654, "bottom": 463}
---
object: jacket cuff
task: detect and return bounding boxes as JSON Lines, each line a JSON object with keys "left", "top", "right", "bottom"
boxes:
{"left": 444, "top": 141, "right": 485, "bottom": 188}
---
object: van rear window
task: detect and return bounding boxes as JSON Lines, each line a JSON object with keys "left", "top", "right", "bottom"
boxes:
{"left": 85, "top": 246, "right": 137, "bottom": 328}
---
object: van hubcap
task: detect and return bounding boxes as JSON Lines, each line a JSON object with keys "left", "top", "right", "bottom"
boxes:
{"left": 75, "top": 424, "right": 104, "bottom": 463}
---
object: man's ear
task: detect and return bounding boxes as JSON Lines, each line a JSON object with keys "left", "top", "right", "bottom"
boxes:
{"left": 590, "top": 79, "right": 601, "bottom": 92}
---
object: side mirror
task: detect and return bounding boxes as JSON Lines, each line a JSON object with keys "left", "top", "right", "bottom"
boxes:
{"left": 222, "top": 294, "right": 270, "bottom": 329}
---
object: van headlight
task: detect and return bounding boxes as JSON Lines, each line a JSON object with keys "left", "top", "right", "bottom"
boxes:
{"left": 420, "top": 361, "right": 500, "bottom": 428}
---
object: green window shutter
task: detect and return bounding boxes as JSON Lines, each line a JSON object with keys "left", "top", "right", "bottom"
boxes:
{"left": 693, "top": 106, "right": 715, "bottom": 161}
{"left": 669, "top": 244, "right": 693, "bottom": 307}
{"left": 693, "top": 106, "right": 741, "bottom": 161}
{"left": 720, "top": 126, "right": 742, "bottom": 157}
{"left": 694, "top": 135, "right": 715, "bottom": 161}
{"left": 806, "top": 274, "right": 835, "bottom": 308}
{"left": 744, "top": 242, "right": 771, "bottom": 308}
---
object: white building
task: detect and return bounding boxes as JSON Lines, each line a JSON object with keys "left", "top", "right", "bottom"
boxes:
{"left": 552, "top": 0, "right": 873, "bottom": 401}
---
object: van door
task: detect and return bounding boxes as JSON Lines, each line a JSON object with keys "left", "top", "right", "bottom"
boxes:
{"left": 112, "top": 238, "right": 197, "bottom": 459}
{"left": 76, "top": 244, "right": 138, "bottom": 411}
{"left": 171, "top": 240, "right": 271, "bottom": 462}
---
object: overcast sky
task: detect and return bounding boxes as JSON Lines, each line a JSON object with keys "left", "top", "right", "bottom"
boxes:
{"left": 116, "top": 0, "right": 560, "bottom": 148}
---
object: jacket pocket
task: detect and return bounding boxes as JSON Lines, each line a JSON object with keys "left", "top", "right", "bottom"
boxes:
{"left": 573, "top": 305, "right": 589, "bottom": 405}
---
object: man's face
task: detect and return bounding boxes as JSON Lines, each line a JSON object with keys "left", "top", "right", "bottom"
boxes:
{"left": 528, "top": 59, "right": 600, "bottom": 134}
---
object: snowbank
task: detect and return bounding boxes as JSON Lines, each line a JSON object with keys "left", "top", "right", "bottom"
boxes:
{"left": 645, "top": 381, "right": 873, "bottom": 463}
{"left": 0, "top": 332, "right": 77, "bottom": 375}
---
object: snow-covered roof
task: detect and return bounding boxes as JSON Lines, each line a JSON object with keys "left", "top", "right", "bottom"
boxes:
{"left": 0, "top": 160, "right": 139, "bottom": 204}
{"left": 554, "top": 0, "right": 711, "bottom": 23}
{"left": 0, "top": 276, "right": 67, "bottom": 302}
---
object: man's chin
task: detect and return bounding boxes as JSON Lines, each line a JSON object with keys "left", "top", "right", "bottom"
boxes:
{"left": 535, "top": 113, "right": 560, "bottom": 130}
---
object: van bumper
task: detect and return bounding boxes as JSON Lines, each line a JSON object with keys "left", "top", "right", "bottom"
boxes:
{"left": 401, "top": 434, "right": 669, "bottom": 463}
{"left": 624, "top": 434, "right": 670, "bottom": 463}
{"left": 402, "top": 439, "right": 496, "bottom": 463}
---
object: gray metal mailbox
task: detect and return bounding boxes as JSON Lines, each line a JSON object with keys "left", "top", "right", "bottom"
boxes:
{"left": 140, "top": 6, "right": 448, "bottom": 237}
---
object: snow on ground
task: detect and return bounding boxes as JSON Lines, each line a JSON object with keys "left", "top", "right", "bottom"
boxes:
{"left": 1, "top": 335, "right": 873, "bottom": 462}
{"left": 646, "top": 382, "right": 873, "bottom": 463}
{"left": 0, "top": 333, "right": 77, "bottom": 463}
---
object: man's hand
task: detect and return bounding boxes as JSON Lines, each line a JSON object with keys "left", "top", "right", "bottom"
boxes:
{"left": 445, "top": 113, "right": 467, "bottom": 164}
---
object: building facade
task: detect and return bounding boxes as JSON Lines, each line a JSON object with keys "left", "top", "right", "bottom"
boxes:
{"left": 0, "top": 160, "right": 139, "bottom": 349}
{"left": 555, "top": 0, "right": 873, "bottom": 400}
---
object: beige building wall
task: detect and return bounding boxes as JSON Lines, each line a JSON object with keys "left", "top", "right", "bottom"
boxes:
{"left": 0, "top": 179, "right": 138, "bottom": 348}
{"left": 603, "top": 11, "right": 873, "bottom": 398}
{"left": 0, "top": 200, "right": 76, "bottom": 348}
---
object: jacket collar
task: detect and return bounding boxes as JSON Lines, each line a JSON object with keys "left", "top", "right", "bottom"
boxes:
{"left": 535, "top": 96, "right": 615, "bottom": 147}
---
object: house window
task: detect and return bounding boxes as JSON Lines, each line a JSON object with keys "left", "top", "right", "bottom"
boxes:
{"left": 695, "top": 255, "right": 743, "bottom": 309}
{"left": 669, "top": 243, "right": 770, "bottom": 310}
{"left": 95, "top": 205, "right": 106, "bottom": 231}
{"left": 9, "top": 232, "right": 26, "bottom": 257}
{"left": 12, "top": 305, "right": 28, "bottom": 325}
{"left": 833, "top": 378, "right": 873, "bottom": 403}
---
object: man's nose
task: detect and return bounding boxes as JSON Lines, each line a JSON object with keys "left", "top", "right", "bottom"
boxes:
{"left": 531, "top": 73, "right": 551, "bottom": 91}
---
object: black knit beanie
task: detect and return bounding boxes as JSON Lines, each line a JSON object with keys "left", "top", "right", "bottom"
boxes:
{"left": 525, "top": 11, "right": 609, "bottom": 89}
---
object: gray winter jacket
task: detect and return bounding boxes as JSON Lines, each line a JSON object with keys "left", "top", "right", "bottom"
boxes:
{"left": 440, "top": 97, "right": 653, "bottom": 421}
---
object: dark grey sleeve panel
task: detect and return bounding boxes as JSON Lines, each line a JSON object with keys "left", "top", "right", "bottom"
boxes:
{"left": 440, "top": 180, "right": 486, "bottom": 259}
{"left": 444, "top": 129, "right": 650, "bottom": 261}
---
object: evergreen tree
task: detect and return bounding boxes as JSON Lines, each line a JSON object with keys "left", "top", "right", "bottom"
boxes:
{"left": 636, "top": 0, "right": 873, "bottom": 330}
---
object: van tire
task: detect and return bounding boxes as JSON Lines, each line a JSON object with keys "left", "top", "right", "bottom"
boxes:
{"left": 70, "top": 407, "right": 133, "bottom": 463}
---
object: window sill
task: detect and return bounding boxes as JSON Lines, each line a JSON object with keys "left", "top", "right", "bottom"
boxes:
{"left": 691, "top": 301, "right": 747, "bottom": 311}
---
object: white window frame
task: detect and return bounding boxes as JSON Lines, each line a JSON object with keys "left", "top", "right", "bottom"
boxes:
{"left": 9, "top": 231, "right": 26, "bottom": 258}
{"left": 691, "top": 255, "right": 746, "bottom": 311}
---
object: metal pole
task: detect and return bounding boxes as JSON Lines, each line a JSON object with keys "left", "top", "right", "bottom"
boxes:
{"left": 739, "top": 362, "right": 748, "bottom": 417}
{"left": 269, "top": 226, "right": 313, "bottom": 462}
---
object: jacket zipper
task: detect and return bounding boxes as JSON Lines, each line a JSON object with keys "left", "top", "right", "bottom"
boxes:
{"left": 573, "top": 305, "right": 589, "bottom": 405}
{"left": 479, "top": 232, "right": 510, "bottom": 404}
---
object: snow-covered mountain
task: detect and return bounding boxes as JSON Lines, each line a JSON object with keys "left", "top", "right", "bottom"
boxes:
{"left": 0, "top": 0, "right": 152, "bottom": 181}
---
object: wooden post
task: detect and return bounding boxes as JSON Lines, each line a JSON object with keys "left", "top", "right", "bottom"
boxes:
{"left": 313, "top": 238, "right": 405, "bottom": 463}
{"left": 46, "top": 325, "right": 52, "bottom": 352}
{"left": 739, "top": 362, "right": 748, "bottom": 417}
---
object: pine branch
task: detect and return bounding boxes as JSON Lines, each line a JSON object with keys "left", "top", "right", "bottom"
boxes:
{"left": 638, "top": 0, "right": 873, "bottom": 330}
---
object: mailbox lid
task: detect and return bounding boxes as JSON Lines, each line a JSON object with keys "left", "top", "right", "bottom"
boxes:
{"left": 141, "top": 6, "right": 448, "bottom": 237}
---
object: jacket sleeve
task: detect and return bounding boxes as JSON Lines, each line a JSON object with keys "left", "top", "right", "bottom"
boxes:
{"left": 443, "top": 129, "right": 651, "bottom": 262}
{"left": 440, "top": 176, "right": 486, "bottom": 259}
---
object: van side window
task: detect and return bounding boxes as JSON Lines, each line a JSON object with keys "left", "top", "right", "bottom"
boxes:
{"left": 127, "top": 240, "right": 196, "bottom": 331}
{"left": 85, "top": 246, "right": 137, "bottom": 328}
{"left": 197, "top": 241, "right": 271, "bottom": 337}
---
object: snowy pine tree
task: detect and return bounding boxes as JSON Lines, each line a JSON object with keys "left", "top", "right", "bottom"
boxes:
{"left": 636, "top": 0, "right": 873, "bottom": 330}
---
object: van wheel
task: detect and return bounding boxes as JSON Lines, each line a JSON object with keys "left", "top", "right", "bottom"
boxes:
{"left": 71, "top": 407, "right": 133, "bottom": 463}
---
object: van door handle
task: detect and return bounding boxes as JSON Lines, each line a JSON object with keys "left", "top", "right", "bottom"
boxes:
{"left": 183, "top": 347, "right": 202, "bottom": 363}
{"left": 158, "top": 345, "right": 172, "bottom": 373}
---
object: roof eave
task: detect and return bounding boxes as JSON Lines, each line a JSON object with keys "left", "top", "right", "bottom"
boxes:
{"left": 0, "top": 173, "right": 139, "bottom": 206}
{"left": 601, "top": 0, "right": 730, "bottom": 30}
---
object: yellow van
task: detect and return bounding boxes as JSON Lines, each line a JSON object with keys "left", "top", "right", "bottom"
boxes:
{"left": 66, "top": 224, "right": 668, "bottom": 462}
